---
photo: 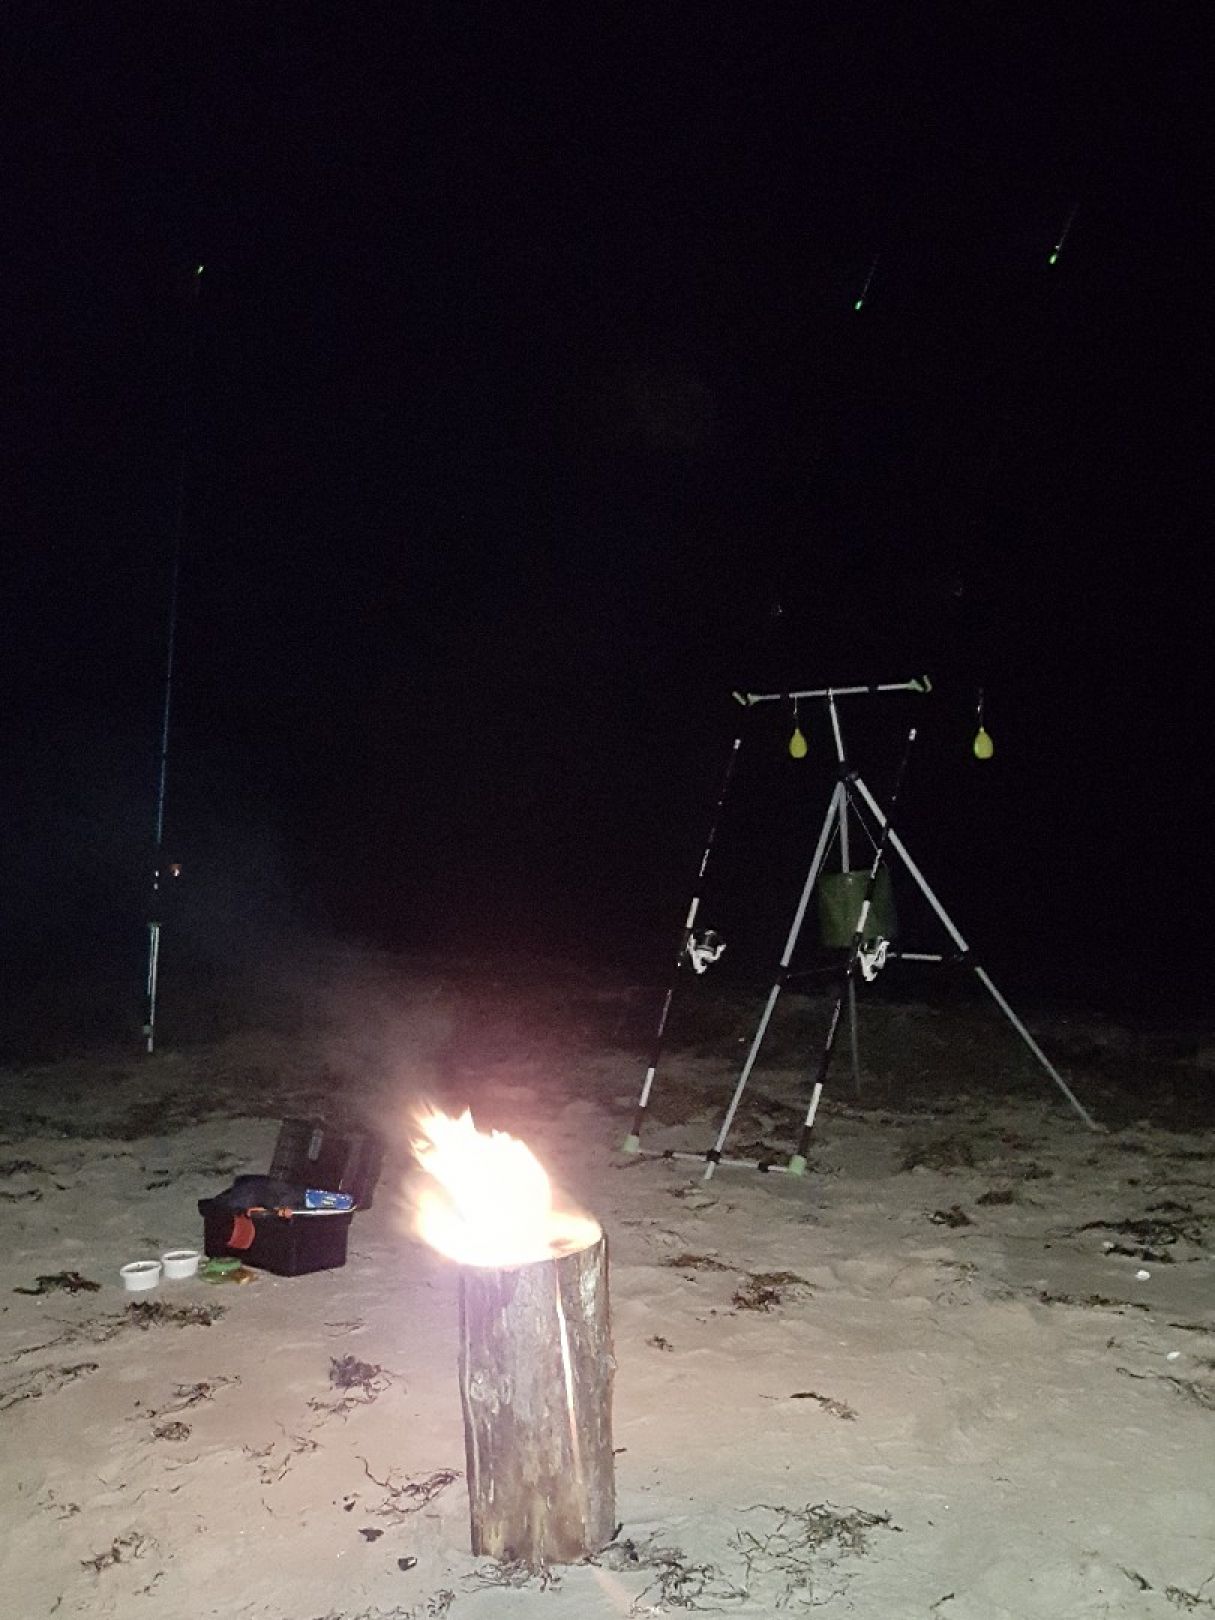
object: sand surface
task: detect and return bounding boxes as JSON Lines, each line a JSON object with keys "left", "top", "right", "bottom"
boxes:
{"left": 2, "top": 956, "right": 1212, "bottom": 1618}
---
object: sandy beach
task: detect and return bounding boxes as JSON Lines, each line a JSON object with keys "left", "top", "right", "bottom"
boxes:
{"left": 2, "top": 953, "right": 1212, "bottom": 1618}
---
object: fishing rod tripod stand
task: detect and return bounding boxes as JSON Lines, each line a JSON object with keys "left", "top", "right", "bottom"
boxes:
{"left": 622, "top": 677, "right": 1099, "bottom": 1181}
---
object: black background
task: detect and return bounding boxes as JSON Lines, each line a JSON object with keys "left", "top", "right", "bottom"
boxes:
{"left": 2, "top": 4, "right": 1207, "bottom": 1025}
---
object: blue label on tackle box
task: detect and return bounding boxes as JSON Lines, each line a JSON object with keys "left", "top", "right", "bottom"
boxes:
{"left": 304, "top": 1188, "right": 355, "bottom": 1211}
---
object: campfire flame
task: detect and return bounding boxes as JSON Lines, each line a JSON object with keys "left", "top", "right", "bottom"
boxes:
{"left": 412, "top": 1109, "right": 600, "bottom": 1268}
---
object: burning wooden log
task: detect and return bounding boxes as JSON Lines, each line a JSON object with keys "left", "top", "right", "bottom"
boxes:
{"left": 459, "top": 1232, "right": 615, "bottom": 1565}
{"left": 413, "top": 1109, "right": 616, "bottom": 1567}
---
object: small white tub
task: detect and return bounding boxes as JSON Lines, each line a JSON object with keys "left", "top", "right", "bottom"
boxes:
{"left": 160, "top": 1249, "right": 201, "bottom": 1280}
{"left": 120, "top": 1260, "right": 163, "bottom": 1293}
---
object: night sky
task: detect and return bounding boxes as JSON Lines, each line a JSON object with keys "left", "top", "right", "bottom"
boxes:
{"left": 2, "top": 5, "right": 1206, "bottom": 1026}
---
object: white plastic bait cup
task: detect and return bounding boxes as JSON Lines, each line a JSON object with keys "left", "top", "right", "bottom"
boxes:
{"left": 160, "top": 1249, "right": 201, "bottom": 1281}
{"left": 120, "top": 1260, "right": 163, "bottom": 1292}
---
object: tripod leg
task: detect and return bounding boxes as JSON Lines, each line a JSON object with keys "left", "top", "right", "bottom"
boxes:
{"left": 849, "top": 775, "right": 1100, "bottom": 1131}
{"left": 703, "top": 781, "right": 844, "bottom": 1180}
{"left": 972, "top": 966, "right": 1100, "bottom": 1130}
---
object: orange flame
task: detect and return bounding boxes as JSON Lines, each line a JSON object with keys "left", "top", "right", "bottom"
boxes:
{"left": 411, "top": 1108, "right": 600, "bottom": 1268}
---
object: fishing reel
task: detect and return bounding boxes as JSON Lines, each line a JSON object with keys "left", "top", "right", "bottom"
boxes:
{"left": 857, "top": 936, "right": 891, "bottom": 982}
{"left": 684, "top": 929, "right": 726, "bottom": 974}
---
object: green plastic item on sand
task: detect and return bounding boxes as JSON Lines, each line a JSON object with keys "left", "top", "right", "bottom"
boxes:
{"left": 200, "top": 1257, "right": 241, "bottom": 1282}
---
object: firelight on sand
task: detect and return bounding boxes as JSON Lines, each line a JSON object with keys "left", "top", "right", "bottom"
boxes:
{"left": 412, "top": 1109, "right": 600, "bottom": 1268}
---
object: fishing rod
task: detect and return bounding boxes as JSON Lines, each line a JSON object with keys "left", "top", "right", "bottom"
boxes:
{"left": 143, "top": 263, "right": 204, "bottom": 1053}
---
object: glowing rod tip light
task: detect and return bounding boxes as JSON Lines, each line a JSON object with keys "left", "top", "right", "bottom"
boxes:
{"left": 1048, "top": 206, "right": 1077, "bottom": 268}
{"left": 853, "top": 255, "right": 879, "bottom": 312}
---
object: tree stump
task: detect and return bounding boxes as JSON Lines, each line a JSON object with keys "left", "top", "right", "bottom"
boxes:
{"left": 457, "top": 1233, "right": 615, "bottom": 1566}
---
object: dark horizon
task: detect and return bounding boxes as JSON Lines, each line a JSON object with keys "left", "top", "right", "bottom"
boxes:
{"left": 2, "top": 5, "right": 1206, "bottom": 1037}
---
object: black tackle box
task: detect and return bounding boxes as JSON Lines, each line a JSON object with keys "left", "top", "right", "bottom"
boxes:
{"left": 198, "top": 1117, "right": 383, "bottom": 1277}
